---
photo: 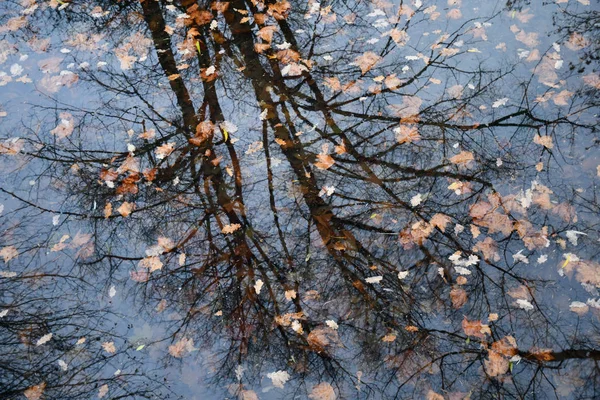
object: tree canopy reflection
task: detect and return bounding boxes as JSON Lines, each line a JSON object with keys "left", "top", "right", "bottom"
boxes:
{"left": 1, "top": 0, "right": 599, "bottom": 399}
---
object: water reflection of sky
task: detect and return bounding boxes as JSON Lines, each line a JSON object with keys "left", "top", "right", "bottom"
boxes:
{"left": 1, "top": 0, "right": 600, "bottom": 399}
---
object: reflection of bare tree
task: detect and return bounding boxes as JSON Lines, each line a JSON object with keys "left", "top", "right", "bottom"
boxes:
{"left": 1, "top": 0, "right": 600, "bottom": 398}
{"left": 0, "top": 251, "right": 171, "bottom": 399}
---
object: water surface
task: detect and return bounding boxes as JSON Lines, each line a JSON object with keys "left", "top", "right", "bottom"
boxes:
{"left": 1, "top": 0, "right": 600, "bottom": 399}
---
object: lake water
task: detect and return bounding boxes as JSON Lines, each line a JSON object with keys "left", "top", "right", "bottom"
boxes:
{"left": 1, "top": 0, "right": 599, "bottom": 399}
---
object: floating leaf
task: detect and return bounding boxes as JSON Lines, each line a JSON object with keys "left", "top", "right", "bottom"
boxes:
{"left": 309, "top": 382, "right": 336, "bottom": 400}
{"left": 267, "top": 370, "right": 290, "bottom": 389}
{"left": 36, "top": 333, "right": 53, "bottom": 346}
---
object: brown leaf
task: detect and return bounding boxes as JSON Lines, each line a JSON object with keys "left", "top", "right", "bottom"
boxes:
{"left": 155, "top": 142, "right": 176, "bottom": 159}
{"left": 449, "top": 151, "right": 474, "bottom": 165}
{"left": 533, "top": 135, "right": 553, "bottom": 149}
{"left": 450, "top": 288, "right": 468, "bottom": 309}
{"left": 475, "top": 212, "right": 514, "bottom": 237}
{"left": 427, "top": 390, "right": 444, "bottom": 400}
{"left": 507, "top": 285, "right": 530, "bottom": 300}
{"left": 491, "top": 336, "right": 518, "bottom": 357}
{"left": 382, "top": 333, "right": 397, "bottom": 342}
{"left": 168, "top": 337, "right": 195, "bottom": 357}
{"left": 139, "top": 128, "right": 156, "bottom": 140}
{"left": 388, "top": 29, "right": 409, "bottom": 46}
{"left": 0, "top": 246, "right": 18, "bottom": 263}
{"left": 307, "top": 327, "right": 339, "bottom": 351}
{"left": 528, "top": 347, "right": 554, "bottom": 361}
{"left": 189, "top": 7, "right": 213, "bottom": 25}
{"left": 394, "top": 124, "right": 420, "bottom": 144}
{"left": 565, "top": 32, "right": 589, "bottom": 51}
{"left": 430, "top": 213, "right": 451, "bottom": 232}
{"left": 583, "top": 74, "right": 600, "bottom": 89}
{"left": 309, "top": 382, "right": 336, "bottom": 400}
{"left": 0, "top": 138, "right": 24, "bottom": 155}
{"left": 315, "top": 153, "right": 335, "bottom": 170}
{"left": 98, "top": 384, "right": 109, "bottom": 399}
{"left": 24, "top": 382, "right": 46, "bottom": 400}
{"left": 284, "top": 290, "right": 297, "bottom": 301}
{"left": 240, "top": 390, "right": 259, "bottom": 400}
{"left": 117, "top": 202, "right": 134, "bottom": 217}
{"left": 50, "top": 113, "right": 74, "bottom": 139}
{"left": 104, "top": 203, "right": 112, "bottom": 219}
{"left": 323, "top": 77, "right": 341, "bottom": 91}
{"left": 473, "top": 237, "right": 500, "bottom": 261}
{"left": 139, "top": 256, "right": 163, "bottom": 272}
{"left": 267, "top": 1, "right": 291, "bottom": 20}
{"left": 354, "top": 52, "right": 381, "bottom": 74}
{"left": 553, "top": 90, "right": 573, "bottom": 106}
{"left": 484, "top": 350, "right": 509, "bottom": 377}
{"left": 257, "top": 25, "right": 278, "bottom": 43}
{"left": 447, "top": 9, "right": 462, "bottom": 19}
{"left": 462, "top": 317, "right": 490, "bottom": 339}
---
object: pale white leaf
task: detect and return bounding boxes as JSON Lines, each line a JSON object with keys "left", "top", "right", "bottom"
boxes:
{"left": 267, "top": 370, "right": 290, "bottom": 389}
{"left": 492, "top": 97, "right": 509, "bottom": 108}
{"left": 516, "top": 299, "right": 534, "bottom": 310}
{"left": 365, "top": 276, "right": 383, "bottom": 284}
{"left": 254, "top": 279, "right": 264, "bottom": 294}
{"left": 36, "top": 333, "right": 53, "bottom": 346}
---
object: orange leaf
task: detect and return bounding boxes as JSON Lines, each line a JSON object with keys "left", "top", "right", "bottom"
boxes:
{"left": 315, "top": 153, "right": 335, "bottom": 170}
{"left": 462, "top": 317, "right": 490, "bottom": 339}
{"left": 449, "top": 151, "right": 474, "bottom": 165}
{"left": 354, "top": 52, "right": 381, "bottom": 74}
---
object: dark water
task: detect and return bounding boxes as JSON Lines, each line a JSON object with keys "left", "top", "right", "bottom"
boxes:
{"left": 1, "top": 0, "right": 599, "bottom": 399}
